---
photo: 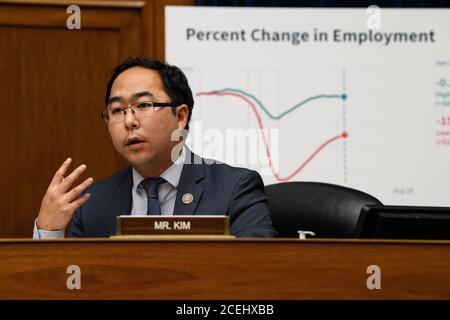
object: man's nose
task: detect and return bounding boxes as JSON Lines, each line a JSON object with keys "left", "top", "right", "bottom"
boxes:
{"left": 124, "top": 108, "right": 139, "bottom": 129}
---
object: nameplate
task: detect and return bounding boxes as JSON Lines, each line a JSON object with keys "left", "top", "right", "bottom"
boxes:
{"left": 116, "top": 215, "right": 230, "bottom": 236}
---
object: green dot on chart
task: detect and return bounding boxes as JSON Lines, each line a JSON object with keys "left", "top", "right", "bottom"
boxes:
{"left": 341, "top": 94, "right": 347, "bottom": 101}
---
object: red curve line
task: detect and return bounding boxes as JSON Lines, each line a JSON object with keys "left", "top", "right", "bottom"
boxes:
{"left": 197, "top": 91, "right": 348, "bottom": 182}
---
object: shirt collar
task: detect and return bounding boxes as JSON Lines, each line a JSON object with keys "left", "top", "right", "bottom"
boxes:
{"left": 132, "top": 145, "right": 186, "bottom": 192}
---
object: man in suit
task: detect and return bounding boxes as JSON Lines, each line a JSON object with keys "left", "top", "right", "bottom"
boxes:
{"left": 33, "top": 58, "right": 275, "bottom": 238}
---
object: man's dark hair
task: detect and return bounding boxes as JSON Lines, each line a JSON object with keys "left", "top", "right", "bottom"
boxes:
{"left": 105, "top": 57, "right": 194, "bottom": 130}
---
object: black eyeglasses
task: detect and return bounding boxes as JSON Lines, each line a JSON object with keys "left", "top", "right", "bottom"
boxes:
{"left": 101, "top": 101, "right": 174, "bottom": 124}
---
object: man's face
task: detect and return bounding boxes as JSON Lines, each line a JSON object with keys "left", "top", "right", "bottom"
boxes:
{"left": 107, "top": 67, "right": 187, "bottom": 173}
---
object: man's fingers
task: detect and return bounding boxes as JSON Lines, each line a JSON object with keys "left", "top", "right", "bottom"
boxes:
{"left": 68, "top": 193, "right": 92, "bottom": 212}
{"left": 50, "top": 158, "right": 72, "bottom": 185}
{"left": 66, "top": 177, "right": 94, "bottom": 202}
{"left": 60, "top": 164, "right": 88, "bottom": 191}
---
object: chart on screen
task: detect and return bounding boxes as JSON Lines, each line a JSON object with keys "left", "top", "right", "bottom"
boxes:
{"left": 166, "top": 7, "right": 450, "bottom": 206}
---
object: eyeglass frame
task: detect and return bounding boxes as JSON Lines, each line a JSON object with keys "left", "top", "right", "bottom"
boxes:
{"left": 100, "top": 100, "right": 176, "bottom": 123}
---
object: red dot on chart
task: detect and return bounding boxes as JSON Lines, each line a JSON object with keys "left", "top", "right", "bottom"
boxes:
{"left": 342, "top": 132, "right": 348, "bottom": 138}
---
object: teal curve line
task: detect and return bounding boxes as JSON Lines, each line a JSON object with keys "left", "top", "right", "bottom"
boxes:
{"left": 437, "top": 79, "right": 450, "bottom": 87}
{"left": 204, "top": 88, "right": 347, "bottom": 120}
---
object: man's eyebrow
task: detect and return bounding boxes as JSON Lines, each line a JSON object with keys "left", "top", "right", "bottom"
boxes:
{"left": 107, "top": 91, "right": 154, "bottom": 105}
{"left": 107, "top": 96, "right": 123, "bottom": 105}
{"left": 132, "top": 91, "right": 154, "bottom": 99}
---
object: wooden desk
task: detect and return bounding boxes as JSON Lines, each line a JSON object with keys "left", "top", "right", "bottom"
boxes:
{"left": 1, "top": 238, "right": 449, "bottom": 299}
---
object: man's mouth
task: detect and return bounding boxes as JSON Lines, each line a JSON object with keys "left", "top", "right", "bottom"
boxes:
{"left": 126, "top": 137, "right": 145, "bottom": 146}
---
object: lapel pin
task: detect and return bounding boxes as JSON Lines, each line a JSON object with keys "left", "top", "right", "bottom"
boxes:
{"left": 182, "top": 193, "right": 194, "bottom": 204}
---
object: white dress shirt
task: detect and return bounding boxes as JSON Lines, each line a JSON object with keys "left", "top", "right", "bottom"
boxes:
{"left": 131, "top": 147, "right": 185, "bottom": 215}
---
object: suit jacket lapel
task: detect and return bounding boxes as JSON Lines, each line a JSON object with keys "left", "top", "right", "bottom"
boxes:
{"left": 107, "top": 166, "right": 133, "bottom": 235}
{"left": 105, "top": 153, "right": 205, "bottom": 222}
{"left": 174, "top": 152, "right": 205, "bottom": 215}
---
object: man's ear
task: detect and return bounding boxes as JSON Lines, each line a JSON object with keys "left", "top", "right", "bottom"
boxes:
{"left": 176, "top": 104, "right": 189, "bottom": 129}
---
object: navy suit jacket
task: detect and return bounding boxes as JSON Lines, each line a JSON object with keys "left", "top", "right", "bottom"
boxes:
{"left": 69, "top": 153, "right": 276, "bottom": 238}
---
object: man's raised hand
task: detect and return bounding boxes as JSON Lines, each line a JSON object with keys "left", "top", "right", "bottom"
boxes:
{"left": 36, "top": 158, "right": 94, "bottom": 231}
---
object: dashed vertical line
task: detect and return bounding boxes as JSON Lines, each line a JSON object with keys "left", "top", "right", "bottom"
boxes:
{"left": 247, "top": 68, "right": 251, "bottom": 126}
{"left": 276, "top": 69, "right": 280, "bottom": 115}
{"left": 342, "top": 69, "right": 348, "bottom": 183}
